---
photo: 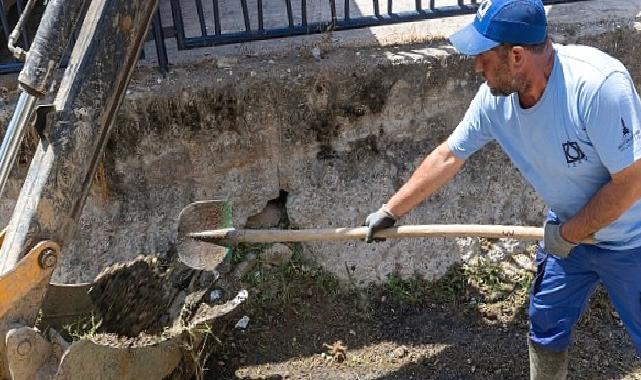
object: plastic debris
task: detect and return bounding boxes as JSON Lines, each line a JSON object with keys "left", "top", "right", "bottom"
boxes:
{"left": 235, "top": 315, "right": 250, "bottom": 329}
{"left": 311, "top": 47, "right": 322, "bottom": 61}
{"left": 210, "top": 289, "right": 223, "bottom": 302}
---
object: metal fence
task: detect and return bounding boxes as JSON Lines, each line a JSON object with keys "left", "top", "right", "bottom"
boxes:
{"left": 0, "top": 0, "right": 169, "bottom": 74}
{"left": 1, "top": 0, "right": 590, "bottom": 75}
{"left": 170, "top": 0, "right": 484, "bottom": 49}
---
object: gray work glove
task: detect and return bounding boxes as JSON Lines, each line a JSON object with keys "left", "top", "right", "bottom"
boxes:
{"left": 364, "top": 205, "right": 398, "bottom": 243}
{"left": 543, "top": 221, "right": 577, "bottom": 258}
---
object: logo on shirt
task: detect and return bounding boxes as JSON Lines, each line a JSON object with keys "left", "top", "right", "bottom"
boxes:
{"left": 477, "top": 0, "right": 492, "bottom": 21}
{"left": 562, "top": 141, "right": 586, "bottom": 166}
{"left": 618, "top": 117, "right": 634, "bottom": 152}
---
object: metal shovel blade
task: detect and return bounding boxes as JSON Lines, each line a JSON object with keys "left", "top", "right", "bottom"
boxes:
{"left": 177, "top": 200, "right": 232, "bottom": 271}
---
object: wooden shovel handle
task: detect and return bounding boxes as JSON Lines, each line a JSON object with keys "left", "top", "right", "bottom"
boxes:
{"left": 187, "top": 224, "right": 545, "bottom": 243}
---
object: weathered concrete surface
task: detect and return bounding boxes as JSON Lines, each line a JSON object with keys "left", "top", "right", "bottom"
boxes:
{"left": 0, "top": 0, "right": 640, "bottom": 284}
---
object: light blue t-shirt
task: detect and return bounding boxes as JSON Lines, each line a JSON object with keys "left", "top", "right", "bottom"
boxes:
{"left": 447, "top": 44, "right": 641, "bottom": 250}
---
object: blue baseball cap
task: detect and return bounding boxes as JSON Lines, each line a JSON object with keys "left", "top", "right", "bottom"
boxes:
{"left": 449, "top": 0, "right": 547, "bottom": 56}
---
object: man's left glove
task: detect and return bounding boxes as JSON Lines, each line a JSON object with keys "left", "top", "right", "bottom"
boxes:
{"left": 543, "top": 221, "right": 577, "bottom": 258}
{"left": 364, "top": 205, "right": 398, "bottom": 243}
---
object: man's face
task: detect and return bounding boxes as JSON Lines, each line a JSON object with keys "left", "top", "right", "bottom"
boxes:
{"left": 474, "top": 47, "right": 523, "bottom": 96}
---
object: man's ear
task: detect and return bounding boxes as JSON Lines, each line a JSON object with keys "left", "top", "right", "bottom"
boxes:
{"left": 510, "top": 46, "right": 526, "bottom": 69}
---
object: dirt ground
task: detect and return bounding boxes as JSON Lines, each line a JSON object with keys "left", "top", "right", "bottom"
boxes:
{"left": 199, "top": 244, "right": 641, "bottom": 380}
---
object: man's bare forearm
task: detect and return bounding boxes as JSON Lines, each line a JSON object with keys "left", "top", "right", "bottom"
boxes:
{"left": 563, "top": 159, "right": 641, "bottom": 243}
{"left": 386, "top": 141, "right": 465, "bottom": 218}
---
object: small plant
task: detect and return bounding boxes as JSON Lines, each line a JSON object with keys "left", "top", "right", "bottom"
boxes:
{"left": 62, "top": 314, "right": 103, "bottom": 341}
{"left": 311, "top": 267, "right": 342, "bottom": 297}
{"left": 461, "top": 255, "right": 536, "bottom": 304}
{"left": 234, "top": 242, "right": 349, "bottom": 317}
{"left": 383, "top": 276, "right": 422, "bottom": 305}
{"left": 183, "top": 325, "right": 217, "bottom": 380}
{"left": 512, "top": 270, "right": 534, "bottom": 293}
{"left": 464, "top": 257, "right": 505, "bottom": 292}
{"left": 232, "top": 242, "right": 271, "bottom": 265}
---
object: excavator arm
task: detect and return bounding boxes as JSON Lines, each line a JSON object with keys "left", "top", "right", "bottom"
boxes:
{"left": 0, "top": 0, "right": 159, "bottom": 378}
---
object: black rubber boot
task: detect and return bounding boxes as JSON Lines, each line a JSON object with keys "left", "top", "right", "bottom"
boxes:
{"left": 529, "top": 339, "right": 569, "bottom": 380}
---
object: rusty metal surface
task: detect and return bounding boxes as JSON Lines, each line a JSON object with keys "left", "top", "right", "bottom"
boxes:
{"left": 40, "top": 283, "right": 95, "bottom": 331}
{"left": 17, "top": 0, "right": 89, "bottom": 96}
{"left": 0, "top": 241, "right": 60, "bottom": 379}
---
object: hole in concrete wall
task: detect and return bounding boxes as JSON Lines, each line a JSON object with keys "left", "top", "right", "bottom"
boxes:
{"left": 244, "top": 189, "right": 289, "bottom": 229}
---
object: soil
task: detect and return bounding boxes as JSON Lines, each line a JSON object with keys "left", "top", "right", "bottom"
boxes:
{"left": 90, "top": 256, "right": 170, "bottom": 337}
{"left": 198, "top": 251, "right": 641, "bottom": 380}
{"left": 86, "top": 254, "right": 221, "bottom": 348}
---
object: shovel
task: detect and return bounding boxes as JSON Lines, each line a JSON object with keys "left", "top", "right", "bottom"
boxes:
{"left": 176, "top": 200, "right": 547, "bottom": 271}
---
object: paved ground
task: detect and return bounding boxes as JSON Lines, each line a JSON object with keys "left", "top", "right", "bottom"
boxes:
{"left": 157, "top": 0, "right": 476, "bottom": 38}
{"left": 136, "top": 0, "right": 482, "bottom": 67}
{"left": 138, "top": 0, "right": 641, "bottom": 69}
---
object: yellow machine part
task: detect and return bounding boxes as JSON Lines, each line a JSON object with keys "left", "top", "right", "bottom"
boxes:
{"left": 0, "top": 238, "right": 60, "bottom": 317}
{"left": 0, "top": 231, "right": 60, "bottom": 380}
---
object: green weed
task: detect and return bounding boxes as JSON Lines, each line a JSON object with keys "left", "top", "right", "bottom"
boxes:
{"left": 62, "top": 314, "right": 103, "bottom": 341}
{"left": 382, "top": 276, "right": 422, "bottom": 305}
{"left": 231, "top": 242, "right": 272, "bottom": 265}
{"left": 234, "top": 242, "right": 347, "bottom": 315}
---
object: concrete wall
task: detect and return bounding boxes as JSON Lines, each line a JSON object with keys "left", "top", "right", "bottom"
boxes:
{"left": 0, "top": 1, "right": 639, "bottom": 284}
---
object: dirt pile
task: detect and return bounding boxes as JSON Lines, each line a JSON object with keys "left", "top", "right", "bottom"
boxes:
{"left": 87, "top": 255, "right": 223, "bottom": 344}
{"left": 32, "top": 253, "right": 249, "bottom": 379}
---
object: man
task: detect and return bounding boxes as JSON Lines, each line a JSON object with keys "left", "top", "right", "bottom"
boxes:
{"left": 364, "top": 0, "right": 641, "bottom": 378}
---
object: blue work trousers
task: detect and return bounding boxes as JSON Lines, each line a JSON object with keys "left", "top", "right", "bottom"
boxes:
{"left": 528, "top": 243, "right": 641, "bottom": 354}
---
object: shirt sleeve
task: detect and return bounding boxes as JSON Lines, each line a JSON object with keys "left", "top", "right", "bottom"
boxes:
{"left": 584, "top": 71, "right": 641, "bottom": 174}
{"left": 447, "top": 85, "right": 495, "bottom": 160}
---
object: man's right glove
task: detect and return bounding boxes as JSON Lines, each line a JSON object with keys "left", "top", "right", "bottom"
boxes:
{"left": 364, "top": 205, "right": 398, "bottom": 243}
{"left": 543, "top": 220, "right": 577, "bottom": 258}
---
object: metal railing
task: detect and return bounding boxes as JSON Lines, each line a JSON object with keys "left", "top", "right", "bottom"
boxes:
{"left": 0, "top": 2, "right": 168, "bottom": 74}
{"left": 170, "top": 0, "right": 484, "bottom": 49}
{"left": 0, "top": 0, "right": 591, "bottom": 75}
{"left": 169, "top": 0, "right": 591, "bottom": 49}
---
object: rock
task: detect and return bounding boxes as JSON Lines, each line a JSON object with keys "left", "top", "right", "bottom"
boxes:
{"left": 233, "top": 254, "right": 258, "bottom": 279}
{"left": 216, "top": 57, "right": 239, "bottom": 68}
{"left": 391, "top": 346, "right": 408, "bottom": 359}
{"left": 262, "top": 244, "right": 293, "bottom": 267}
{"left": 311, "top": 47, "right": 322, "bottom": 61}
{"left": 324, "top": 340, "right": 347, "bottom": 362}
{"left": 245, "top": 202, "right": 283, "bottom": 228}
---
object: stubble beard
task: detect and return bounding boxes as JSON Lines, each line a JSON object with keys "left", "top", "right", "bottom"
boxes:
{"left": 487, "top": 61, "right": 524, "bottom": 97}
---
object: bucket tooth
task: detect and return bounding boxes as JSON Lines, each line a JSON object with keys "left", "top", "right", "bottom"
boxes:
{"left": 6, "top": 326, "right": 61, "bottom": 380}
{"left": 53, "top": 339, "right": 183, "bottom": 380}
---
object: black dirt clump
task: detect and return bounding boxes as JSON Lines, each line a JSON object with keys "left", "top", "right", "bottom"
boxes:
{"left": 89, "top": 255, "right": 218, "bottom": 338}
